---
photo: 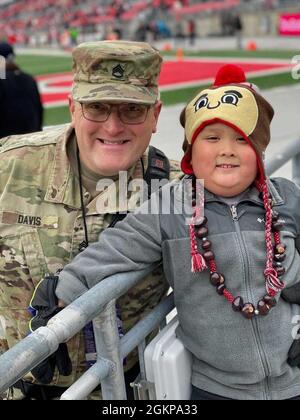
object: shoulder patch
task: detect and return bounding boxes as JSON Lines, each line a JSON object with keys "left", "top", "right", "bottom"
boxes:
{"left": 0, "top": 124, "right": 70, "bottom": 154}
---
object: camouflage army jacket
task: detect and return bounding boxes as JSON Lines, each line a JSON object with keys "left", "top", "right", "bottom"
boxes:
{"left": 0, "top": 124, "right": 181, "bottom": 386}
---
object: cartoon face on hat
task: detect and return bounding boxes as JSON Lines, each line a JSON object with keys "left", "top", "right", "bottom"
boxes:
{"left": 181, "top": 65, "right": 274, "bottom": 181}
{"left": 185, "top": 85, "right": 260, "bottom": 144}
{"left": 72, "top": 40, "right": 162, "bottom": 105}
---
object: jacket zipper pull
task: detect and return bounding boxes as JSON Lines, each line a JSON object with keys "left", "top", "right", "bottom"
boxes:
{"left": 230, "top": 205, "right": 238, "bottom": 221}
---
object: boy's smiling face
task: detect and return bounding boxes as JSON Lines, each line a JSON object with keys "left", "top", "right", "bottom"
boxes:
{"left": 192, "top": 122, "right": 258, "bottom": 197}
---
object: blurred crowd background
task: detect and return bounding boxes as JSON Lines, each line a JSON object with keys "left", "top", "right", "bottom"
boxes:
{"left": 0, "top": 0, "right": 299, "bottom": 48}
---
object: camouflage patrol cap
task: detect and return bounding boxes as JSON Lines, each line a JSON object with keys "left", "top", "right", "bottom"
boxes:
{"left": 72, "top": 40, "right": 163, "bottom": 105}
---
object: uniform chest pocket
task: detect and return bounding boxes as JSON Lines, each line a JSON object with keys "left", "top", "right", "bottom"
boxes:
{"left": 1, "top": 210, "right": 59, "bottom": 280}
{"left": 0, "top": 228, "right": 49, "bottom": 311}
{"left": 21, "top": 230, "right": 49, "bottom": 287}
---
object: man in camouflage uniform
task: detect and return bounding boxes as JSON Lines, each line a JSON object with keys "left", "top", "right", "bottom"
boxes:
{"left": 0, "top": 41, "right": 181, "bottom": 399}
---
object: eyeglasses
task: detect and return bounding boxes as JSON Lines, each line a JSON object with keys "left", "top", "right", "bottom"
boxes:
{"left": 80, "top": 102, "right": 151, "bottom": 125}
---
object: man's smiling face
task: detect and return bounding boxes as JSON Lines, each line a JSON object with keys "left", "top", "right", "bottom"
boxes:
{"left": 69, "top": 98, "right": 162, "bottom": 176}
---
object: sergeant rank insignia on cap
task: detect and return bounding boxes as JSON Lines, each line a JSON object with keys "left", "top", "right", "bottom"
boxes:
{"left": 112, "top": 64, "right": 125, "bottom": 79}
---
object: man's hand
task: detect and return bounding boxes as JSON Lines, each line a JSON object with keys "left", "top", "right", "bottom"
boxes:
{"left": 29, "top": 273, "right": 72, "bottom": 384}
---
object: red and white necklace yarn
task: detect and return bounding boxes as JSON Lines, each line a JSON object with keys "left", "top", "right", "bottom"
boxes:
{"left": 189, "top": 179, "right": 286, "bottom": 319}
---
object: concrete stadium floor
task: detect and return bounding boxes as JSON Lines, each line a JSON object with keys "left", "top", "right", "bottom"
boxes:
{"left": 152, "top": 83, "right": 300, "bottom": 181}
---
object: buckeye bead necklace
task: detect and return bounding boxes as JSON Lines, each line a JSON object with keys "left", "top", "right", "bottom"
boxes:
{"left": 189, "top": 178, "right": 286, "bottom": 319}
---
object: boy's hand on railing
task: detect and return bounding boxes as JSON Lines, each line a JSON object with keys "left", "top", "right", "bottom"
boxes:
{"left": 28, "top": 273, "right": 72, "bottom": 384}
{"left": 58, "top": 299, "right": 66, "bottom": 308}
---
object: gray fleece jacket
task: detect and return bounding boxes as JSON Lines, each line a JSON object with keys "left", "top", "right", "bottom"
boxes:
{"left": 56, "top": 176, "right": 300, "bottom": 400}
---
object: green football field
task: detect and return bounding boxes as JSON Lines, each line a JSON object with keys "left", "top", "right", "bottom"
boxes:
{"left": 16, "top": 49, "right": 300, "bottom": 127}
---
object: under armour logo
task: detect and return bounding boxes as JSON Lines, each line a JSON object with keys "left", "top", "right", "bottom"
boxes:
{"left": 112, "top": 64, "right": 125, "bottom": 79}
{"left": 257, "top": 218, "right": 265, "bottom": 224}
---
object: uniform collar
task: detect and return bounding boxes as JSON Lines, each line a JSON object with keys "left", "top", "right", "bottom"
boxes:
{"left": 44, "top": 124, "right": 82, "bottom": 209}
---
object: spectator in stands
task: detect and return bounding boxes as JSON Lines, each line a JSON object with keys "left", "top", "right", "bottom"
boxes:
{"left": 135, "top": 23, "right": 148, "bottom": 42}
{"left": 105, "top": 25, "right": 120, "bottom": 40}
{"left": 232, "top": 13, "right": 243, "bottom": 50}
{"left": 0, "top": 42, "right": 43, "bottom": 138}
{"left": 174, "top": 17, "right": 185, "bottom": 47}
{"left": 155, "top": 19, "right": 171, "bottom": 39}
{"left": 69, "top": 27, "right": 79, "bottom": 47}
{"left": 187, "top": 18, "right": 196, "bottom": 46}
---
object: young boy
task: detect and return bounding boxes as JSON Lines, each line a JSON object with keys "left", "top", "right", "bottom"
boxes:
{"left": 55, "top": 65, "right": 300, "bottom": 399}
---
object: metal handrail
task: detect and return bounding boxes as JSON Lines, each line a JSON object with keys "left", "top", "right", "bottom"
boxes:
{"left": 0, "top": 264, "right": 162, "bottom": 397}
{"left": 266, "top": 137, "right": 300, "bottom": 186}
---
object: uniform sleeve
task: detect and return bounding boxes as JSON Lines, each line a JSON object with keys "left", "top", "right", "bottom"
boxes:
{"left": 0, "top": 151, "right": 42, "bottom": 354}
{"left": 56, "top": 199, "right": 163, "bottom": 304}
